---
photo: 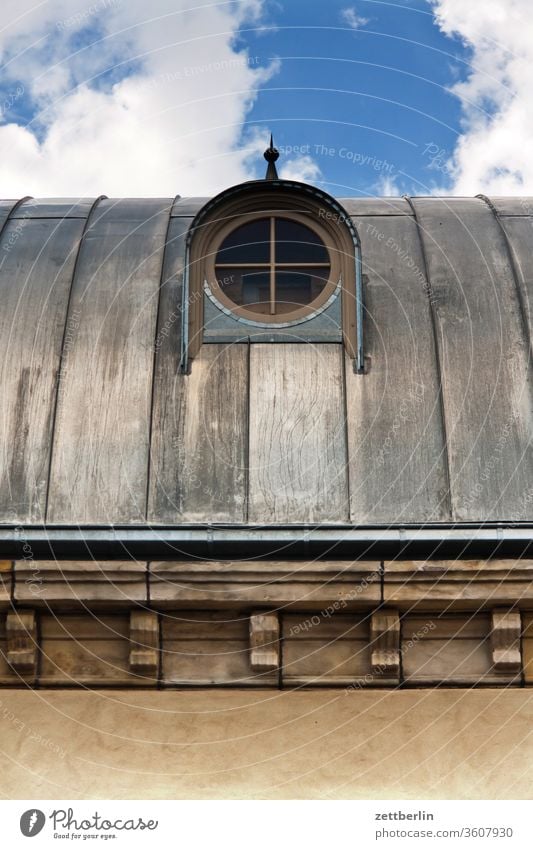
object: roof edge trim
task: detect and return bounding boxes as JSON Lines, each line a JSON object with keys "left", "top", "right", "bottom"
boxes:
{"left": 0, "top": 524, "right": 531, "bottom": 560}
{"left": 185, "top": 179, "right": 361, "bottom": 247}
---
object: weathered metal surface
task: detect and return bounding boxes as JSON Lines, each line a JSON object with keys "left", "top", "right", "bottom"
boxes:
{"left": 0, "top": 198, "right": 25, "bottom": 231}
{"left": 150, "top": 203, "right": 245, "bottom": 525}
{"left": 47, "top": 199, "right": 172, "bottom": 523}
{"left": 171, "top": 197, "right": 209, "bottom": 216}
{"left": 148, "top": 216, "right": 190, "bottom": 520}
{"left": 0, "top": 217, "right": 85, "bottom": 522}
{"left": 411, "top": 197, "right": 533, "bottom": 521}
{"left": 248, "top": 344, "right": 349, "bottom": 523}
{"left": 346, "top": 214, "right": 449, "bottom": 522}
{"left": 10, "top": 197, "right": 101, "bottom": 218}
{"left": 151, "top": 343, "right": 248, "bottom": 523}
{"left": 0, "top": 195, "right": 531, "bottom": 530}
{"left": 202, "top": 280, "right": 343, "bottom": 344}
{"left": 484, "top": 197, "right": 533, "bottom": 216}
{"left": 1, "top": 525, "right": 533, "bottom": 560}
{"left": 340, "top": 197, "right": 413, "bottom": 216}
{"left": 494, "top": 214, "right": 533, "bottom": 360}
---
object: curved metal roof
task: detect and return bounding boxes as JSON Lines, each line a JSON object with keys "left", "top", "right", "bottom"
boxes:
{"left": 0, "top": 194, "right": 532, "bottom": 534}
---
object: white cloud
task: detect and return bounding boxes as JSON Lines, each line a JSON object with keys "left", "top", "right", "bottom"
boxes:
{"left": 0, "top": 0, "right": 279, "bottom": 196}
{"left": 373, "top": 174, "right": 401, "bottom": 197}
{"left": 279, "top": 154, "right": 321, "bottom": 183}
{"left": 431, "top": 0, "right": 533, "bottom": 194}
{"left": 341, "top": 7, "right": 369, "bottom": 31}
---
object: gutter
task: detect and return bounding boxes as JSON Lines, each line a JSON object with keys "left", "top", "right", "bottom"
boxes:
{"left": 1, "top": 524, "right": 532, "bottom": 560}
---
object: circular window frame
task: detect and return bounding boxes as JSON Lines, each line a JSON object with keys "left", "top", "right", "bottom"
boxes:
{"left": 185, "top": 181, "right": 360, "bottom": 365}
{"left": 206, "top": 210, "right": 340, "bottom": 325}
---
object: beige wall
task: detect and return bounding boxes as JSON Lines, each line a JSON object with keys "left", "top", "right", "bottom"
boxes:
{"left": 0, "top": 688, "right": 532, "bottom": 799}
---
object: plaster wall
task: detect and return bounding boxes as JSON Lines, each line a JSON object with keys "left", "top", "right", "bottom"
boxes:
{"left": 0, "top": 689, "right": 530, "bottom": 799}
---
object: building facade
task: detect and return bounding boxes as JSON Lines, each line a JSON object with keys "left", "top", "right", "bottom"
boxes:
{"left": 1, "top": 163, "right": 533, "bottom": 797}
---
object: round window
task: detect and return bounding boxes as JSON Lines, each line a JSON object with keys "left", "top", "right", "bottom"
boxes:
{"left": 209, "top": 214, "right": 336, "bottom": 323}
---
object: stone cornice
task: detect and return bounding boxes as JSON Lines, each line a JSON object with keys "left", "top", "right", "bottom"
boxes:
{"left": 3, "top": 559, "right": 533, "bottom": 612}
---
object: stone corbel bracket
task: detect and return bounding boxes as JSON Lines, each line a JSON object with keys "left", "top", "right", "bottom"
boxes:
{"left": 491, "top": 609, "right": 521, "bottom": 674}
{"left": 250, "top": 612, "right": 280, "bottom": 671}
{"left": 129, "top": 611, "right": 159, "bottom": 678}
{"left": 371, "top": 610, "right": 400, "bottom": 676}
{"left": 0, "top": 561, "right": 12, "bottom": 610}
{"left": 6, "top": 611, "right": 37, "bottom": 676}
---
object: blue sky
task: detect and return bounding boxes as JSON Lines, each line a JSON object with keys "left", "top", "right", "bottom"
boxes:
{"left": 0, "top": 1, "right": 528, "bottom": 197}
{"left": 239, "top": 0, "right": 469, "bottom": 196}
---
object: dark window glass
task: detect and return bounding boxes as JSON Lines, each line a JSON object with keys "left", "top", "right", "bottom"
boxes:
{"left": 242, "top": 271, "right": 271, "bottom": 313}
{"left": 275, "top": 268, "right": 329, "bottom": 314}
{"left": 216, "top": 219, "right": 270, "bottom": 264}
{"left": 216, "top": 268, "right": 271, "bottom": 315}
{"left": 213, "top": 217, "right": 331, "bottom": 318}
{"left": 276, "top": 218, "right": 329, "bottom": 264}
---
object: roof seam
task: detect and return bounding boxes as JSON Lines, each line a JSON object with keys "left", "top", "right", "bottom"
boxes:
{"left": 144, "top": 196, "right": 180, "bottom": 521}
{"left": 0, "top": 196, "right": 33, "bottom": 243}
{"left": 477, "top": 193, "right": 533, "bottom": 365}
{"left": 43, "top": 194, "right": 108, "bottom": 523}
{"left": 403, "top": 195, "right": 454, "bottom": 521}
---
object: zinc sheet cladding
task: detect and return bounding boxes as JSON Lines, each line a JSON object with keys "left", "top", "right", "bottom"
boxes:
{"left": 0, "top": 195, "right": 531, "bottom": 527}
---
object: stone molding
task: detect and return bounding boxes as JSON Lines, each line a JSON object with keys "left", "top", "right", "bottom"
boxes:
{"left": 6, "top": 559, "right": 532, "bottom": 612}
{"left": 0, "top": 558, "right": 531, "bottom": 688}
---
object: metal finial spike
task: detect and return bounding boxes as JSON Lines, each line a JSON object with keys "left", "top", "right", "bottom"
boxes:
{"left": 264, "top": 134, "right": 279, "bottom": 180}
